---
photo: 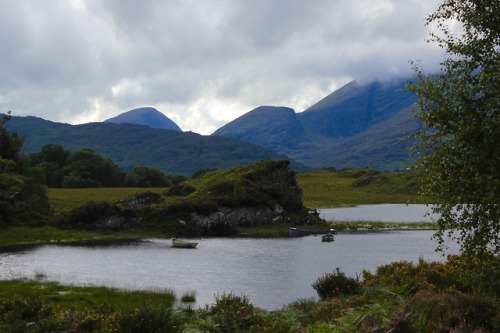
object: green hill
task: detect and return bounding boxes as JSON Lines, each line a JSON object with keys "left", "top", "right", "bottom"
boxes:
{"left": 6, "top": 116, "right": 303, "bottom": 175}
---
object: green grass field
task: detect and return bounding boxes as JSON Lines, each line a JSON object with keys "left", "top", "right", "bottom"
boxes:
{"left": 48, "top": 187, "right": 166, "bottom": 213}
{"left": 296, "top": 169, "right": 424, "bottom": 207}
{"left": 47, "top": 169, "right": 423, "bottom": 214}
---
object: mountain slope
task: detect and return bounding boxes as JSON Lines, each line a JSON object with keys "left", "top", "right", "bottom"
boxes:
{"left": 299, "top": 79, "right": 418, "bottom": 138}
{"left": 6, "top": 116, "right": 301, "bottom": 175}
{"left": 212, "top": 78, "right": 421, "bottom": 170}
{"left": 308, "top": 105, "right": 422, "bottom": 170}
{"left": 104, "top": 107, "right": 182, "bottom": 131}
{"left": 212, "top": 106, "right": 319, "bottom": 155}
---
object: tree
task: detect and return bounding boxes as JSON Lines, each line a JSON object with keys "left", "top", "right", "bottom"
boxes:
{"left": 409, "top": 0, "right": 499, "bottom": 256}
{"left": 62, "top": 149, "right": 124, "bottom": 188}
{"left": 0, "top": 112, "right": 49, "bottom": 225}
{"left": 123, "top": 166, "right": 170, "bottom": 187}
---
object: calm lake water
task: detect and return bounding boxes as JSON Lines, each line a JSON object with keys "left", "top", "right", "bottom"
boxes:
{"left": 0, "top": 230, "right": 457, "bottom": 310}
{"left": 319, "top": 204, "right": 439, "bottom": 223}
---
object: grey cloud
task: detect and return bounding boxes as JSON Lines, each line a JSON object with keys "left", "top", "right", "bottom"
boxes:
{"left": 0, "top": 0, "right": 444, "bottom": 134}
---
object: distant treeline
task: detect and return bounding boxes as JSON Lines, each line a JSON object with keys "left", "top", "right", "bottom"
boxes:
{"left": 25, "top": 144, "right": 187, "bottom": 188}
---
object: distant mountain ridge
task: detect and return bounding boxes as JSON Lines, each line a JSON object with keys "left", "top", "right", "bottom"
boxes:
{"left": 6, "top": 116, "right": 300, "bottom": 175}
{"left": 104, "top": 107, "right": 182, "bottom": 131}
{"left": 213, "top": 78, "right": 421, "bottom": 170}
{"left": 6, "top": 77, "right": 422, "bottom": 173}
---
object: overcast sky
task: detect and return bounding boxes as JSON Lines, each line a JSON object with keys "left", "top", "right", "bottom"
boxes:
{"left": 0, "top": 0, "right": 445, "bottom": 134}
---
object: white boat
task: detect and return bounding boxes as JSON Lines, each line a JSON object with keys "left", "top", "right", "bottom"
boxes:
{"left": 171, "top": 238, "right": 198, "bottom": 248}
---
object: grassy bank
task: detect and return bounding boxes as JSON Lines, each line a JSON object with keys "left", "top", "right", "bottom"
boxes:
{"left": 0, "top": 226, "right": 162, "bottom": 249}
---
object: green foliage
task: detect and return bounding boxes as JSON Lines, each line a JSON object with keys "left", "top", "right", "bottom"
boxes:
{"left": 58, "top": 201, "right": 123, "bottom": 229}
{"left": 180, "top": 291, "right": 196, "bottom": 303}
{"left": 166, "top": 184, "right": 196, "bottom": 197}
{"left": 409, "top": 0, "right": 500, "bottom": 256}
{"left": 362, "top": 254, "right": 500, "bottom": 298}
{"left": 27, "top": 144, "right": 182, "bottom": 189}
{"left": 312, "top": 268, "right": 361, "bottom": 300}
{"left": 207, "top": 293, "right": 261, "bottom": 332}
{"left": 0, "top": 113, "right": 50, "bottom": 226}
{"left": 124, "top": 166, "right": 171, "bottom": 187}
{"left": 404, "top": 291, "right": 499, "bottom": 332}
{"left": 183, "top": 160, "right": 302, "bottom": 211}
{"left": 117, "top": 304, "right": 184, "bottom": 333}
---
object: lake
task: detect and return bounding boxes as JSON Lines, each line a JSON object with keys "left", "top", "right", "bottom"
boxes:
{"left": 0, "top": 230, "right": 457, "bottom": 310}
{"left": 318, "top": 204, "right": 439, "bottom": 223}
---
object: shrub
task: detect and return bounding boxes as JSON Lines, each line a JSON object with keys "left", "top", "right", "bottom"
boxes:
{"left": 405, "top": 291, "right": 499, "bottom": 332}
{"left": 209, "top": 293, "right": 261, "bottom": 331}
{"left": 312, "top": 268, "right": 361, "bottom": 300}
{"left": 116, "top": 305, "right": 184, "bottom": 333}
{"left": 166, "top": 184, "right": 196, "bottom": 197}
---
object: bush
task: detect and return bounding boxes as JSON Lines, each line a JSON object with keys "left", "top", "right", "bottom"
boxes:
{"left": 166, "top": 184, "right": 196, "bottom": 197}
{"left": 117, "top": 305, "right": 184, "bottom": 333}
{"left": 208, "top": 293, "right": 261, "bottom": 332}
{"left": 405, "top": 291, "right": 499, "bottom": 332}
{"left": 312, "top": 268, "right": 361, "bottom": 300}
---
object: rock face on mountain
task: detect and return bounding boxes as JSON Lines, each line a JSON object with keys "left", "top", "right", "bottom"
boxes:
{"left": 104, "top": 107, "right": 182, "bottom": 131}
{"left": 212, "top": 78, "right": 421, "bottom": 170}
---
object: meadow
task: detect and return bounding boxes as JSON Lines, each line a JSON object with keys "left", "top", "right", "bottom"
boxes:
{"left": 46, "top": 168, "right": 424, "bottom": 214}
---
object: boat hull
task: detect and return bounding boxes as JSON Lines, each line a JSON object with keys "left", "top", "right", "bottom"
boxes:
{"left": 171, "top": 239, "right": 198, "bottom": 248}
{"left": 321, "top": 234, "right": 335, "bottom": 242}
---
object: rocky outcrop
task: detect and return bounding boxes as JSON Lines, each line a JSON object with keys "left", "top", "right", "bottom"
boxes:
{"left": 188, "top": 204, "right": 282, "bottom": 229}
{"left": 183, "top": 160, "right": 322, "bottom": 231}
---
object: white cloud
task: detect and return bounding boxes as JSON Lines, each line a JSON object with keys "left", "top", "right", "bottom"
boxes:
{"left": 0, "top": 0, "right": 444, "bottom": 134}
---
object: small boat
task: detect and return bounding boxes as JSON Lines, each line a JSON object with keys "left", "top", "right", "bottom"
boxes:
{"left": 321, "top": 233, "right": 335, "bottom": 242}
{"left": 288, "top": 227, "right": 337, "bottom": 237}
{"left": 171, "top": 238, "right": 198, "bottom": 248}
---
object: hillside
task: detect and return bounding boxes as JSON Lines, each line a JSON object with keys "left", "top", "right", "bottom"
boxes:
{"left": 213, "top": 78, "right": 421, "bottom": 170}
{"left": 104, "top": 107, "right": 182, "bottom": 131}
{"left": 212, "top": 106, "right": 320, "bottom": 156}
{"left": 300, "top": 79, "right": 417, "bottom": 138}
{"left": 6, "top": 116, "right": 301, "bottom": 175}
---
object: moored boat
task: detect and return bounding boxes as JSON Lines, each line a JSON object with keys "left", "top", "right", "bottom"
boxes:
{"left": 288, "top": 227, "right": 337, "bottom": 237}
{"left": 171, "top": 238, "right": 198, "bottom": 248}
{"left": 321, "top": 233, "right": 335, "bottom": 242}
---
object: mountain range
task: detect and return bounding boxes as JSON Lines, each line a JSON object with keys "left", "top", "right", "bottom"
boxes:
{"left": 6, "top": 77, "right": 421, "bottom": 174}
{"left": 213, "top": 79, "right": 421, "bottom": 170}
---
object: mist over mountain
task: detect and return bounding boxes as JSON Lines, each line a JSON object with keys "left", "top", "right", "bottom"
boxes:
{"left": 104, "top": 107, "right": 182, "bottom": 131}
